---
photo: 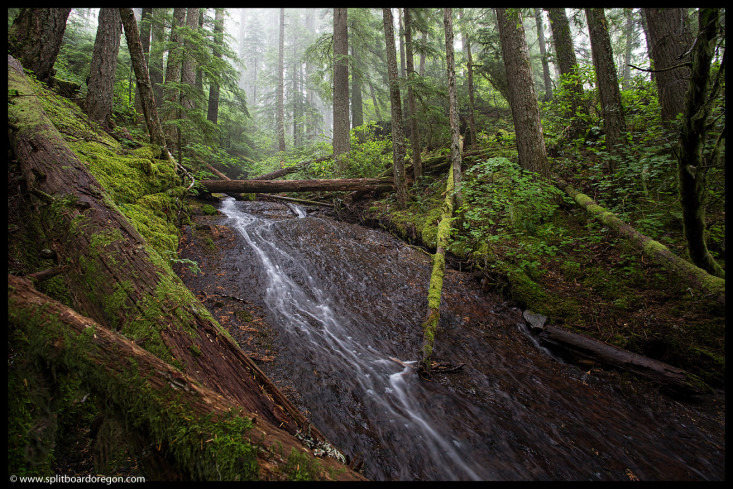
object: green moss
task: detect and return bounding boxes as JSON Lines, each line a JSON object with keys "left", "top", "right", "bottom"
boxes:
{"left": 201, "top": 204, "right": 218, "bottom": 216}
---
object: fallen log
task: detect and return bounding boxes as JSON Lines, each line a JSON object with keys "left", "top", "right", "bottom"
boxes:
{"left": 200, "top": 178, "right": 393, "bottom": 194}
{"left": 8, "top": 54, "right": 335, "bottom": 449}
{"left": 555, "top": 176, "right": 725, "bottom": 308}
{"left": 8, "top": 274, "right": 365, "bottom": 481}
{"left": 522, "top": 310, "right": 710, "bottom": 396}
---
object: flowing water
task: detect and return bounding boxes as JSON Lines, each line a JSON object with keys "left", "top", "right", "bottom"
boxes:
{"left": 210, "top": 198, "right": 723, "bottom": 481}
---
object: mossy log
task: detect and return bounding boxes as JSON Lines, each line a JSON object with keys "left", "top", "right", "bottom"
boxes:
{"left": 252, "top": 155, "right": 333, "bottom": 180}
{"left": 556, "top": 176, "right": 725, "bottom": 308}
{"left": 8, "top": 275, "right": 365, "bottom": 481}
{"left": 200, "top": 178, "right": 393, "bottom": 194}
{"left": 8, "top": 54, "right": 343, "bottom": 458}
{"left": 419, "top": 165, "right": 455, "bottom": 377}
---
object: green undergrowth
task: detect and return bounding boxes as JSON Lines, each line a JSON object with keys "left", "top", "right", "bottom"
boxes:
{"left": 364, "top": 150, "right": 725, "bottom": 387}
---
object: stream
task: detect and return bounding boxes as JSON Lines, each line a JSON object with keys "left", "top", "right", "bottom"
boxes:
{"left": 181, "top": 198, "right": 724, "bottom": 481}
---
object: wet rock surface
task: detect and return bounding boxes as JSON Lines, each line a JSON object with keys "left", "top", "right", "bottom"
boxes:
{"left": 175, "top": 198, "right": 724, "bottom": 481}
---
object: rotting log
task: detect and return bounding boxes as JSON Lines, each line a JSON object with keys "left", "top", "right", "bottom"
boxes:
{"left": 8, "top": 274, "right": 366, "bottom": 481}
{"left": 7, "top": 54, "right": 337, "bottom": 451}
{"left": 555, "top": 176, "right": 725, "bottom": 308}
{"left": 200, "top": 178, "right": 393, "bottom": 194}
{"left": 522, "top": 310, "right": 710, "bottom": 396}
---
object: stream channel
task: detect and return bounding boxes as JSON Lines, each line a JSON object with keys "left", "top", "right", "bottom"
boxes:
{"left": 177, "top": 197, "right": 724, "bottom": 481}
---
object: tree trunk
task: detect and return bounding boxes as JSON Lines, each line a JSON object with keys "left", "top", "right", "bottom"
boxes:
{"left": 419, "top": 165, "right": 455, "bottom": 377}
{"left": 644, "top": 8, "right": 693, "bottom": 128}
{"left": 496, "top": 8, "right": 550, "bottom": 178}
{"left": 252, "top": 155, "right": 333, "bottom": 180}
{"left": 350, "top": 45, "right": 364, "bottom": 129}
{"left": 555, "top": 175, "right": 725, "bottom": 306}
{"left": 676, "top": 8, "right": 724, "bottom": 278}
{"left": 546, "top": 7, "right": 587, "bottom": 138}
{"left": 8, "top": 8, "right": 71, "bottom": 83}
{"left": 8, "top": 274, "right": 365, "bottom": 481}
{"left": 444, "top": 8, "right": 463, "bottom": 209}
{"left": 585, "top": 8, "right": 626, "bottom": 164}
{"left": 119, "top": 8, "right": 168, "bottom": 155}
{"left": 133, "top": 8, "right": 153, "bottom": 116}
{"left": 383, "top": 8, "right": 408, "bottom": 207}
{"left": 149, "top": 9, "right": 165, "bottom": 108}
{"left": 163, "top": 8, "right": 187, "bottom": 154}
{"left": 333, "top": 8, "right": 350, "bottom": 167}
{"left": 207, "top": 8, "right": 224, "bottom": 125}
{"left": 534, "top": 8, "right": 553, "bottom": 101}
{"left": 277, "top": 8, "right": 286, "bottom": 152}
{"left": 621, "top": 8, "right": 634, "bottom": 90}
{"left": 7, "top": 54, "right": 332, "bottom": 446}
{"left": 460, "top": 11, "right": 478, "bottom": 152}
{"left": 200, "top": 178, "right": 392, "bottom": 194}
{"left": 181, "top": 8, "right": 201, "bottom": 113}
{"left": 86, "top": 8, "right": 123, "bottom": 130}
{"left": 522, "top": 310, "right": 709, "bottom": 396}
{"left": 404, "top": 8, "right": 422, "bottom": 180}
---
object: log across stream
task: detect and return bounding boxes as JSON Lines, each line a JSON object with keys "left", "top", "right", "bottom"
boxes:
{"left": 176, "top": 198, "right": 724, "bottom": 481}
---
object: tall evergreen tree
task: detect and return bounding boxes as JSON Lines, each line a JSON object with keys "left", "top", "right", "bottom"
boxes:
{"left": 444, "top": 8, "right": 463, "bottom": 208}
{"left": 277, "top": 8, "right": 286, "bottom": 153}
{"left": 162, "top": 8, "right": 187, "bottom": 152}
{"left": 207, "top": 8, "right": 224, "bottom": 125}
{"left": 585, "top": 8, "right": 626, "bottom": 164}
{"left": 86, "top": 8, "right": 122, "bottom": 130}
{"left": 382, "top": 8, "right": 408, "bottom": 207}
{"left": 534, "top": 8, "right": 554, "bottom": 101}
{"left": 404, "top": 8, "right": 422, "bottom": 179}
{"left": 333, "top": 8, "right": 350, "bottom": 167}
{"left": 496, "top": 8, "right": 550, "bottom": 178}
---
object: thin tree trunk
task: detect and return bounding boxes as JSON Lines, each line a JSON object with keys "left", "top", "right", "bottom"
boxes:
{"left": 163, "top": 8, "right": 186, "bottom": 153}
{"left": 119, "top": 8, "right": 168, "bottom": 155}
{"left": 404, "top": 8, "right": 422, "bottom": 180}
{"left": 149, "top": 9, "right": 165, "bottom": 108}
{"left": 277, "top": 8, "right": 286, "bottom": 152}
{"left": 382, "top": 8, "right": 408, "bottom": 207}
{"left": 534, "top": 8, "right": 553, "bottom": 101}
{"left": 351, "top": 45, "right": 364, "bottom": 129}
{"left": 459, "top": 9, "right": 478, "bottom": 151}
{"left": 207, "top": 8, "right": 224, "bottom": 124}
{"left": 444, "top": 8, "right": 463, "bottom": 209}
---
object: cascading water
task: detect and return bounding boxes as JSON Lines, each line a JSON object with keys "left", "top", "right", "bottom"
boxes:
{"left": 211, "top": 197, "right": 723, "bottom": 481}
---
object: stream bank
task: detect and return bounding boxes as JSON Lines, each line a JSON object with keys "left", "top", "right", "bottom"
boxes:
{"left": 175, "top": 197, "right": 724, "bottom": 481}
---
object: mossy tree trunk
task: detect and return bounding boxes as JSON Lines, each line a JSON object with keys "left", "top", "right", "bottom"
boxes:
{"left": 8, "top": 275, "right": 365, "bottom": 481}
{"left": 556, "top": 176, "right": 724, "bottom": 307}
{"left": 7, "top": 54, "right": 337, "bottom": 454}
{"left": 419, "top": 165, "right": 455, "bottom": 377}
{"left": 676, "top": 8, "right": 724, "bottom": 279}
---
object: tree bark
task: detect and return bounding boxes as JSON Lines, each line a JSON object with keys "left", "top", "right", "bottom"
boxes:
{"left": 522, "top": 311, "right": 710, "bottom": 396}
{"left": 277, "top": 8, "right": 286, "bottom": 153}
{"left": 8, "top": 274, "right": 365, "bottom": 481}
{"left": 546, "top": 7, "right": 587, "bottom": 138}
{"left": 86, "top": 8, "right": 123, "bottom": 130}
{"left": 404, "top": 8, "right": 422, "bottom": 180}
{"left": 555, "top": 175, "right": 725, "bottom": 306}
{"left": 534, "top": 8, "right": 553, "bottom": 101}
{"left": 419, "top": 165, "right": 455, "bottom": 377}
{"left": 585, "top": 8, "right": 626, "bottom": 163}
{"left": 181, "top": 8, "right": 201, "bottom": 113}
{"left": 496, "top": 8, "right": 550, "bottom": 178}
{"left": 459, "top": 10, "right": 478, "bottom": 151}
{"left": 676, "top": 8, "right": 724, "bottom": 278}
{"left": 383, "top": 8, "right": 408, "bottom": 207}
{"left": 333, "top": 8, "right": 350, "bottom": 166}
{"left": 8, "top": 8, "right": 71, "bottom": 83}
{"left": 252, "top": 155, "right": 333, "bottom": 180}
{"left": 8, "top": 54, "right": 332, "bottom": 447}
{"left": 444, "top": 8, "right": 463, "bottom": 209}
{"left": 207, "top": 8, "right": 224, "bottom": 125}
{"left": 200, "top": 178, "right": 392, "bottom": 194}
{"left": 119, "top": 8, "right": 168, "bottom": 155}
{"left": 644, "top": 8, "right": 693, "bottom": 128}
{"left": 163, "top": 8, "right": 187, "bottom": 153}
